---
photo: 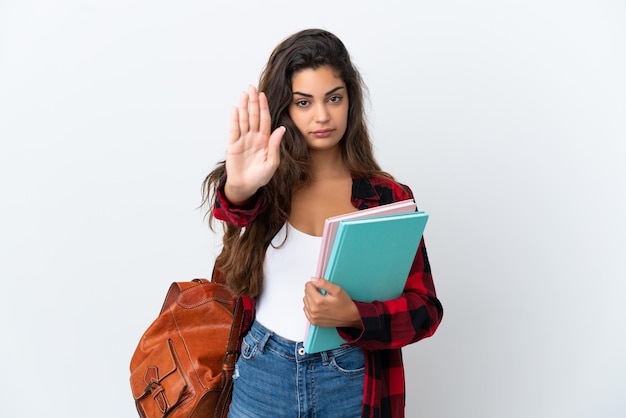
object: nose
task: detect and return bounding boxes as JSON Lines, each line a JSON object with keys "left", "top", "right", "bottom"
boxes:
{"left": 314, "top": 103, "right": 330, "bottom": 123}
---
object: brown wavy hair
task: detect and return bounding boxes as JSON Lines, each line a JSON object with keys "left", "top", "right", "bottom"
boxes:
{"left": 201, "top": 29, "right": 393, "bottom": 297}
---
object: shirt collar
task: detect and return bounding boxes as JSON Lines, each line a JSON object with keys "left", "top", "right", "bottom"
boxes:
{"left": 351, "top": 176, "right": 381, "bottom": 202}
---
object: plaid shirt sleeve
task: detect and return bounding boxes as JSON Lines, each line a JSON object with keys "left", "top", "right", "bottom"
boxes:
{"left": 337, "top": 237, "right": 441, "bottom": 348}
{"left": 212, "top": 175, "right": 268, "bottom": 227}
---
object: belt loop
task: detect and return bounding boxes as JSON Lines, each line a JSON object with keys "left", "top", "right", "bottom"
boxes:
{"left": 256, "top": 326, "right": 273, "bottom": 354}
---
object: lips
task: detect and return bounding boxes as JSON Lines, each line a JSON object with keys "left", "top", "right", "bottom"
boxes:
{"left": 312, "top": 129, "right": 334, "bottom": 138}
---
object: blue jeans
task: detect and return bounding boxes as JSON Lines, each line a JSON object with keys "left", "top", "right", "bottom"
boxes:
{"left": 228, "top": 320, "right": 365, "bottom": 418}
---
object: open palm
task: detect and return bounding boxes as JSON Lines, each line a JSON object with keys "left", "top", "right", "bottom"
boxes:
{"left": 225, "top": 85, "right": 285, "bottom": 204}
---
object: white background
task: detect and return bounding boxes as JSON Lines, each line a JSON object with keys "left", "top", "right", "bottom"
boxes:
{"left": 1, "top": 1, "right": 625, "bottom": 417}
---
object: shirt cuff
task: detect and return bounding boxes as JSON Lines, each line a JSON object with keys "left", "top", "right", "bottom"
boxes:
{"left": 337, "top": 301, "right": 382, "bottom": 343}
{"left": 213, "top": 175, "right": 267, "bottom": 227}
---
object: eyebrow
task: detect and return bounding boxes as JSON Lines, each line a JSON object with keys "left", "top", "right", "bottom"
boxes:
{"left": 292, "top": 86, "right": 345, "bottom": 98}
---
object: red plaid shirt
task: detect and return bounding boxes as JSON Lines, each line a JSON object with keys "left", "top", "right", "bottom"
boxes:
{"left": 214, "top": 175, "right": 443, "bottom": 418}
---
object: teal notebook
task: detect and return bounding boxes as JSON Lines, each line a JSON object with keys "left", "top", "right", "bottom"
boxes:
{"left": 304, "top": 211, "right": 429, "bottom": 353}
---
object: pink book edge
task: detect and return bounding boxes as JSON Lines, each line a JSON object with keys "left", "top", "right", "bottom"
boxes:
{"left": 314, "top": 199, "right": 416, "bottom": 277}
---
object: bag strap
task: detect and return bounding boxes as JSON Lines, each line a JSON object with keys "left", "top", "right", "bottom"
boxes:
{"left": 208, "top": 265, "right": 243, "bottom": 353}
{"left": 211, "top": 265, "right": 227, "bottom": 285}
{"left": 225, "top": 297, "right": 244, "bottom": 360}
{"left": 214, "top": 287, "right": 244, "bottom": 417}
{"left": 219, "top": 263, "right": 244, "bottom": 361}
{"left": 213, "top": 266, "right": 245, "bottom": 418}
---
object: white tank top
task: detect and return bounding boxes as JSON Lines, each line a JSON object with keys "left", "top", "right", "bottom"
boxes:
{"left": 255, "top": 223, "right": 321, "bottom": 342}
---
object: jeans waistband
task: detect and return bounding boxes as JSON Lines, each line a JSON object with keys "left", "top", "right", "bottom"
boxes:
{"left": 248, "top": 319, "right": 359, "bottom": 361}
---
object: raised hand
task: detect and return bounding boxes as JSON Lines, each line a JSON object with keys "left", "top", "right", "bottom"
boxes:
{"left": 224, "top": 85, "right": 286, "bottom": 205}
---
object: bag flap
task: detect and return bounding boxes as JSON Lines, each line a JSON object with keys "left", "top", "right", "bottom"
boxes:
{"left": 130, "top": 339, "right": 186, "bottom": 405}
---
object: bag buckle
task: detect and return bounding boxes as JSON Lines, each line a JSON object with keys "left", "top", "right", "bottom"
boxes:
{"left": 143, "top": 367, "right": 168, "bottom": 413}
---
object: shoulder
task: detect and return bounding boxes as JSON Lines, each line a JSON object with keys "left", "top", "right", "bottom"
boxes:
{"left": 368, "top": 175, "right": 414, "bottom": 200}
{"left": 352, "top": 175, "right": 414, "bottom": 208}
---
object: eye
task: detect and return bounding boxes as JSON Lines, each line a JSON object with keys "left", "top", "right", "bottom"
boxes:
{"left": 294, "top": 99, "right": 310, "bottom": 107}
{"left": 328, "top": 95, "right": 343, "bottom": 104}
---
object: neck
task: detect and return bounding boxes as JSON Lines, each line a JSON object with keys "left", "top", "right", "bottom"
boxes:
{"left": 308, "top": 148, "right": 350, "bottom": 181}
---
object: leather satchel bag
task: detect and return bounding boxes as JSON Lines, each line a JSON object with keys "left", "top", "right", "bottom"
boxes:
{"left": 129, "top": 270, "right": 244, "bottom": 418}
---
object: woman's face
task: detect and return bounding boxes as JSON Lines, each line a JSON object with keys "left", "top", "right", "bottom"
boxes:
{"left": 288, "top": 66, "right": 349, "bottom": 153}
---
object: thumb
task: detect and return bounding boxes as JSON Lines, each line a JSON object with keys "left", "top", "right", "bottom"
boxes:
{"left": 265, "top": 126, "right": 285, "bottom": 168}
{"left": 311, "top": 277, "right": 334, "bottom": 294}
{"left": 268, "top": 126, "right": 285, "bottom": 150}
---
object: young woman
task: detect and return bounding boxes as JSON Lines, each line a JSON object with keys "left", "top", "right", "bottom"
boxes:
{"left": 203, "top": 28, "right": 443, "bottom": 418}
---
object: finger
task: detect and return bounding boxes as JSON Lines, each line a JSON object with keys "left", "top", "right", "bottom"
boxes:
{"left": 303, "top": 284, "right": 321, "bottom": 318}
{"left": 228, "top": 106, "right": 240, "bottom": 145}
{"left": 238, "top": 90, "right": 250, "bottom": 134}
{"left": 316, "top": 278, "right": 344, "bottom": 298}
{"left": 304, "top": 280, "right": 320, "bottom": 300}
{"left": 248, "top": 85, "right": 260, "bottom": 133}
{"left": 302, "top": 291, "right": 311, "bottom": 312}
{"left": 258, "top": 92, "right": 271, "bottom": 136}
{"left": 266, "top": 126, "right": 285, "bottom": 167}
{"left": 302, "top": 302, "right": 313, "bottom": 322}
{"left": 311, "top": 277, "right": 333, "bottom": 293}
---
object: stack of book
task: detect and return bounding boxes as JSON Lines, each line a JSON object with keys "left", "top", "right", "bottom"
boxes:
{"left": 304, "top": 200, "right": 429, "bottom": 353}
